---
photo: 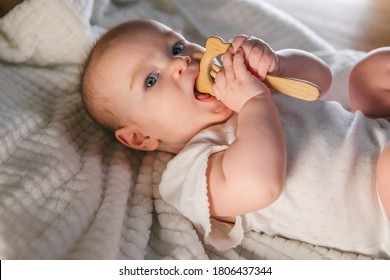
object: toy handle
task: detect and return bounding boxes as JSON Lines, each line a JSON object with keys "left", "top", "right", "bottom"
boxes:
{"left": 265, "top": 75, "right": 320, "bottom": 101}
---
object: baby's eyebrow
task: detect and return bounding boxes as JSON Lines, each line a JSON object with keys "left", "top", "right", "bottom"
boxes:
{"left": 164, "top": 29, "right": 186, "bottom": 42}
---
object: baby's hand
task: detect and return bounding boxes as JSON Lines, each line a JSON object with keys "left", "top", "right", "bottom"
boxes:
{"left": 212, "top": 48, "right": 270, "bottom": 113}
{"left": 230, "top": 35, "right": 279, "bottom": 80}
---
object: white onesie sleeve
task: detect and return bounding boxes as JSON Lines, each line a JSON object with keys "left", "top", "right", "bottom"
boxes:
{"left": 159, "top": 116, "right": 245, "bottom": 251}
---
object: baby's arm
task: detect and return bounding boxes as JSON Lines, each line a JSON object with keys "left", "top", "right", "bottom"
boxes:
{"left": 349, "top": 47, "right": 390, "bottom": 119}
{"left": 230, "top": 35, "right": 332, "bottom": 94}
{"left": 208, "top": 49, "right": 286, "bottom": 219}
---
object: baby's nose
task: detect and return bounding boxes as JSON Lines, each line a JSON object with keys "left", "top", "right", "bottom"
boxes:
{"left": 171, "top": 56, "right": 191, "bottom": 80}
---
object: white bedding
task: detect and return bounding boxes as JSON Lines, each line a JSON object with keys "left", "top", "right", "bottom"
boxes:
{"left": 0, "top": 0, "right": 370, "bottom": 259}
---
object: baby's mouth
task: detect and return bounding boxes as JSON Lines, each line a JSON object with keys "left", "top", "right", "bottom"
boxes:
{"left": 194, "top": 88, "right": 215, "bottom": 102}
{"left": 193, "top": 66, "right": 216, "bottom": 102}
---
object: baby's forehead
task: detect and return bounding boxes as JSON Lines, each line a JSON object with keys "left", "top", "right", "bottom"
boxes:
{"left": 126, "top": 20, "right": 173, "bottom": 37}
{"left": 90, "top": 21, "right": 180, "bottom": 83}
{"left": 126, "top": 23, "right": 176, "bottom": 42}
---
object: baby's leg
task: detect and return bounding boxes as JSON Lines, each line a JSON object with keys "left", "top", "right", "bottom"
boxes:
{"left": 377, "top": 143, "right": 390, "bottom": 219}
{"left": 349, "top": 47, "right": 390, "bottom": 120}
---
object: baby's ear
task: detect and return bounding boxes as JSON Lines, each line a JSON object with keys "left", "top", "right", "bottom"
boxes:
{"left": 115, "top": 126, "right": 159, "bottom": 151}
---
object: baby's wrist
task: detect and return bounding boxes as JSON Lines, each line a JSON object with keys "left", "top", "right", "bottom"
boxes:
{"left": 238, "top": 91, "right": 271, "bottom": 112}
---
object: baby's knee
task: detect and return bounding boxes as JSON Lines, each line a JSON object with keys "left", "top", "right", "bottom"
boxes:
{"left": 349, "top": 48, "right": 390, "bottom": 117}
{"left": 377, "top": 143, "right": 390, "bottom": 219}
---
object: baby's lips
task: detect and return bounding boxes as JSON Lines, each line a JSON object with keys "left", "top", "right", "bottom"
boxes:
{"left": 193, "top": 86, "right": 216, "bottom": 102}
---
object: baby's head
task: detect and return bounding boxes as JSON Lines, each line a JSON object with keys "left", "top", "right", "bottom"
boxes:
{"left": 81, "top": 19, "right": 232, "bottom": 153}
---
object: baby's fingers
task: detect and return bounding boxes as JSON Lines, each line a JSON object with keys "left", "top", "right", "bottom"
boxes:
{"left": 221, "top": 49, "right": 235, "bottom": 81}
{"left": 231, "top": 34, "right": 250, "bottom": 52}
{"left": 214, "top": 67, "right": 226, "bottom": 84}
{"left": 256, "top": 44, "right": 278, "bottom": 79}
{"left": 211, "top": 83, "right": 222, "bottom": 99}
{"left": 233, "top": 49, "right": 251, "bottom": 79}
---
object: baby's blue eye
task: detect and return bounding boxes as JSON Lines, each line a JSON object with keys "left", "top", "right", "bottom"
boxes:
{"left": 172, "top": 43, "right": 184, "bottom": 55}
{"left": 145, "top": 73, "right": 159, "bottom": 89}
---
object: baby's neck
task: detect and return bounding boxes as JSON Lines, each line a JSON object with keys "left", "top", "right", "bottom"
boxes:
{"left": 160, "top": 114, "right": 234, "bottom": 155}
{"left": 159, "top": 144, "right": 185, "bottom": 155}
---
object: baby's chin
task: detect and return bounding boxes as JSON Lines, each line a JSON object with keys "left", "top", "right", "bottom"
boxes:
{"left": 208, "top": 103, "right": 234, "bottom": 124}
{"left": 214, "top": 100, "right": 232, "bottom": 113}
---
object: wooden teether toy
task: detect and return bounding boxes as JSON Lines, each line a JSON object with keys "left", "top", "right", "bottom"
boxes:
{"left": 195, "top": 36, "right": 321, "bottom": 101}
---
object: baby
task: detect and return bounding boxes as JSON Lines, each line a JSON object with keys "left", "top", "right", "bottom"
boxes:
{"left": 81, "top": 19, "right": 390, "bottom": 258}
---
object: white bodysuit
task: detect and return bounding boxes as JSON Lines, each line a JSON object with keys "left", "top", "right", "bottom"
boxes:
{"left": 159, "top": 95, "right": 390, "bottom": 258}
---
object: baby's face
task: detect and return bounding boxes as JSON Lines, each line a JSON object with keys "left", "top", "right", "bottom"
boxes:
{"left": 95, "top": 21, "right": 232, "bottom": 151}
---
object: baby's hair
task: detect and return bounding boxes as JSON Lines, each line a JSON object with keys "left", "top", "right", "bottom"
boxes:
{"left": 80, "top": 19, "right": 161, "bottom": 132}
{"left": 80, "top": 37, "right": 118, "bottom": 132}
{"left": 80, "top": 20, "right": 145, "bottom": 132}
{"left": 80, "top": 46, "right": 117, "bottom": 132}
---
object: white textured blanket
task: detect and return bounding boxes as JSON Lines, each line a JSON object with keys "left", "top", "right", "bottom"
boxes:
{"left": 0, "top": 0, "right": 369, "bottom": 259}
